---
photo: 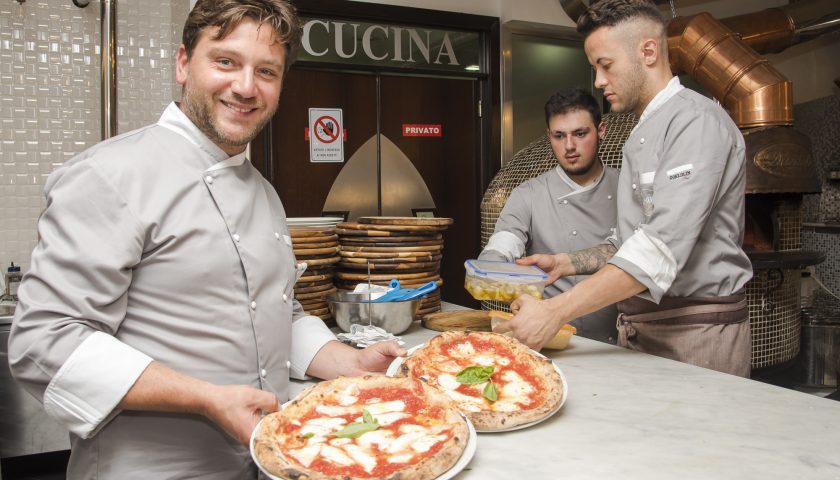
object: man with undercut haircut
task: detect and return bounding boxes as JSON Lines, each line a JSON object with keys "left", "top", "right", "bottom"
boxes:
{"left": 479, "top": 88, "right": 619, "bottom": 344}
{"left": 497, "top": 0, "right": 753, "bottom": 377}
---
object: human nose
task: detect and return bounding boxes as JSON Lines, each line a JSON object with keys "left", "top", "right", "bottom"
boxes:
{"left": 231, "top": 70, "right": 256, "bottom": 97}
{"left": 564, "top": 135, "right": 576, "bottom": 151}
{"left": 593, "top": 69, "right": 607, "bottom": 90}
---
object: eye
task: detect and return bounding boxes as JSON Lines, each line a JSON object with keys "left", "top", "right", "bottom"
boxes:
{"left": 217, "top": 58, "right": 233, "bottom": 67}
{"left": 258, "top": 68, "right": 278, "bottom": 78}
{"left": 576, "top": 132, "right": 587, "bottom": 138}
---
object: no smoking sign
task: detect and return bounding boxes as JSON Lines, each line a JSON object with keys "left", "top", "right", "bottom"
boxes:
{"left": 308, "top": 108, "right": 344, "bottom": 163}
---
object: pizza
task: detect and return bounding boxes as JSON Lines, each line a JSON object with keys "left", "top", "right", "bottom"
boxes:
{"left": 253, "top": 375, "right": 470, "bottom": 480}
{"left": 396, "top": 331, "right": 564, "bottom": 431}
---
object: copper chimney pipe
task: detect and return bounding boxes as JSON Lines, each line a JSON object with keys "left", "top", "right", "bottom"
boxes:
{"left": 668, "top": 13, "right": 793, "bottom": 128}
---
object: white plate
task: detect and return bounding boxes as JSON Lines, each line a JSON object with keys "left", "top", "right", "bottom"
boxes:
{"left": 286, "top": 216, "right": 343, "bottom": 227}
{"left": 386, "top": 342, "right": 568, "bottom": 432}
{"left": 250, "top": 407, "right": 477, "bottom": 480}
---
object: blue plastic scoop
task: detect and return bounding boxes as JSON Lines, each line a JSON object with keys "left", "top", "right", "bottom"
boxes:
{"left": 370, "top": 280, "right": 438, "bottom": 302}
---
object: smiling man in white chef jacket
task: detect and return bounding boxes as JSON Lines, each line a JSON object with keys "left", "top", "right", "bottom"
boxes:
{"left": 497, "top": 0, "right": 753, "bottom": 377}
{"left": 7, "top": 1, "right": 404, "bottom": 478}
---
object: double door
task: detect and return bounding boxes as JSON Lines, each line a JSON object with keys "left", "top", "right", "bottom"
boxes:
{"left": 253, "top": 68, "right": 482, "bottom": 307}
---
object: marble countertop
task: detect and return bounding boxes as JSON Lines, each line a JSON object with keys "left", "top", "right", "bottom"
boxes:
{"left": 292, "top": 305, "right": 840, "bottom": 480}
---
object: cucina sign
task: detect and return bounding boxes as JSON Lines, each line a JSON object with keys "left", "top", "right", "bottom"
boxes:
{"left": 298, "top": 17, "right": 482, "bottom": 73}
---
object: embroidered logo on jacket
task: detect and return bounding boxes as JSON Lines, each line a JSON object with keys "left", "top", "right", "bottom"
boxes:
{"left": 667, "top": 164, "right": 693, "bottom": 181}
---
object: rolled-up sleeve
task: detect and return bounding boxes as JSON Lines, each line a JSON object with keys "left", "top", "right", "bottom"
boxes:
{"left": 480, "top": 184, "right": 531, "bottom": 260}
{"left": 8, "top": 158, "right": 149, "bottom": 437}
{"left": 289, "top": 301, "right": 336, "bottom": 379}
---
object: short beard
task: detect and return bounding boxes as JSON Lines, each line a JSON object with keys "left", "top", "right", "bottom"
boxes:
{"left": 181, "top": 85, "right": 273, "bottom": 150}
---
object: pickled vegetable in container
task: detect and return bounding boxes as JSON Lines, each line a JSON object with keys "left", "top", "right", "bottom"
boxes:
{"left": 463, "top": 259, "right": 548, "bottom": 302}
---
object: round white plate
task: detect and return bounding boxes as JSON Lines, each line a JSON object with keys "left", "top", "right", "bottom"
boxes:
{"left": 250, "top": 407, "right": 477, "bottom": 480}
{"left": 386, "top": 341, "right": 568, "bottom": 432}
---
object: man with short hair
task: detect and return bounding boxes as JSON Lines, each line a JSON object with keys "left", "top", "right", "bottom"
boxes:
{"left": 480, "top": 88, "right": 619, "bottom": 343}
{"left": 8, "top": 1, "right": 403, "bottom": 478}
{"left": 498, "top": 0, "right": 753, "bottom": 377}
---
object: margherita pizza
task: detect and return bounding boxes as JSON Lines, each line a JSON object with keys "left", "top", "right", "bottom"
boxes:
{"left": 397, "top": 331, "right": 564, "bottom": 431}
{"left": 253, "top": 375, "right": 470, "bottom": 480}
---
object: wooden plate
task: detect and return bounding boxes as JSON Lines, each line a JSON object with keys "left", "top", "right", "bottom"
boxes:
{"left": 337, "top": 261, "right": 440, "bottom": 271}
{"left": 422, "top": 310, "right": 492, "bottom": 332}
{"left": 294, "top": 246, "right": 340, "bottom": 256}
{"left": 294, "top": 282, "right": 335, "bottom": 294}
{"left": 335, "top": 271, "right": 436, "bottom": 281}
{"left": 291, "top": 235, "right": 338, "bottom": 245}
{"left": 289, "top": 227, "right": 334, "bottom": 237}
{"left": 358, "top": 216, "right": 454, "bottom": 226}
{"left": 338, "top": 233, "right": 442, "bottom": 242}
{"left": 296, "top": 273, "right": 333, "bottom": 284}
{"left": 296, "top": 288, "right": 337, "bottom": 300}
{"left": 298, "top": 299, "right": 328, "bottom": 308}
{"left": 337, "top": 222, "right": 447, "bottom": 233}
{"left": 339, "top": 244, "right": 443, "bottom": 253}
{"left": 304, "top": 307, "right": 330, "bottom": 316}
{"left": 301, "top": 256, "right": 340, "bottom": 266}
{"left": 337, "top": 255, "right": 442, "bottom": 264}
{"left": 339, "top": 250, "right": 439, "bottom": 259}
{"left": 291, "top": 241, "right": 339, "bottom": 250}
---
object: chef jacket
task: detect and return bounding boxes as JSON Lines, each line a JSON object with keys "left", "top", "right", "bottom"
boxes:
{"left": 8, "top": 102, "right": 336, "bottom": 479}
{"left": 480, "top": 164, "right": 620, "bottom": 343}
{"left": 607, "top": 77, "right": 753, "bottom": 303}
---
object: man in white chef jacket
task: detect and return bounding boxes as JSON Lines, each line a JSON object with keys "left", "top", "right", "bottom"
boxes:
{"left": 497, "top": 0, "right": 753, "bottom": 377}
{"left": 479, "top": 89, "right": 619, "bottom": 343}
{"left": 7, "top": 1, "right": 404, "bottom": 478}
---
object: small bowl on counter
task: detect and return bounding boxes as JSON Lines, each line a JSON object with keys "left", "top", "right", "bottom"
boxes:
{"left": 489, "top": 310, "right": 576, "bottom": 350}
{"left": 326, "top": 291, "right": 420, "bottom": 335}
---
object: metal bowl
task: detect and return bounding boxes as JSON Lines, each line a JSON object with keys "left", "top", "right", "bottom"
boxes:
{"left": 326, "top": 291, "right": 420, "bottom": 335}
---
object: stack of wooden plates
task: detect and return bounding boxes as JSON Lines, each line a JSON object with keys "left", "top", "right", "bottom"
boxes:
{"left": 290, "top": 226, "right": 339, "bottom": 323}
{"left": 335, "top": 217, "right": 453, "bottom": 319}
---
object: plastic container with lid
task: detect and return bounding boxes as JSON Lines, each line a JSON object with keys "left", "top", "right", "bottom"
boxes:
{"left": 463, "top": 259, "right": 548, "bottom": 302}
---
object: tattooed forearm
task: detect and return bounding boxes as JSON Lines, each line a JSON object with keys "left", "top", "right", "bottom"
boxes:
{"left": 568, "top": 244, "right": 617, "bottom": 275}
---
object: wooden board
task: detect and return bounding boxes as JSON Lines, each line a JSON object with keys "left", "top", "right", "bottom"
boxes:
{"left": 337, "top": 222, "right": 447, "bottom": 233}
{"left": 291, "top": 240, "right": 339, "bottom": 250}
{"left": 294, "top": 282, "right": 335, "bottom": 294}
{"left": 296, "top": 273, "right": 334, "bottom": 284}
{"left": 304, "top": 307, "right": 330, "bottom": 316}
{"left": 358, "top": 216, "right": 454, "bottom": 226}
{"left": 337, "top": 261, "right": 440, "bottom": 271}
{"left": 422, "top": 310, "right": 492, "bottom": 332}
{"left": 296, "top": 288, "right": 337, "bottom": 300}
{"left": 338, "top": 234, "right": 442, "bottom": 243}
{"left": 291, "top": 234, "right": 338, "bottom": 245}
{"left": 300, "top": 256, "right": 340, "bottom": 266}
{"left": 339, "top": 250, "right": 439, "bottom": 259}
{"left": 337, "top": 255, "right": 442, "bottom": 264}
{"left": 294, "top": 246, "right": 340, "bottom": 256}
{"left": 339, "top": 244, "right": 443, "bottom": 253}
{"left": 289, "top": 227, "right": 335, "bottom": 237}
{"left": 335, "top": 271, "right": 438, "bottom": 281}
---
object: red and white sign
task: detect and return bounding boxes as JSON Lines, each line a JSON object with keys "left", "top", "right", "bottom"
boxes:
{"left": 308, "top": 108, "right": 344, "bottom": 163}
{"left": 402, "top": 124, "right": 442, "bottom": 137}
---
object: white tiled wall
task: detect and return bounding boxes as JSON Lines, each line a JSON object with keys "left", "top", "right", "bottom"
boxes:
{"left": 0, "top": 0, "right": 187, "bottom": 280}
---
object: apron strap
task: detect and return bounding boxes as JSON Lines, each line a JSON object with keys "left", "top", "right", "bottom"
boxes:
{"left": 617, "top": 292, "right": 747, "bottom": 326}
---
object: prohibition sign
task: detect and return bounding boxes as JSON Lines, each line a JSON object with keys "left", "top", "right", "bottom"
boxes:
{"left": 314, "top": 115, "right": 340, "bottom": 143}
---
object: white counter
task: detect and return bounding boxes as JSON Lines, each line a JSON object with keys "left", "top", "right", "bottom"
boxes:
{"left": 292, "top": 306, "right": 840, "bottom": 480}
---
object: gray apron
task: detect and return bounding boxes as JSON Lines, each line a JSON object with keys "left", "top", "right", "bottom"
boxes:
{"left": 616, "top": 292, "right": 751, "bottom": 377}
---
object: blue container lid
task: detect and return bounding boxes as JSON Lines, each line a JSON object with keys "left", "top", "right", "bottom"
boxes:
{"left": 464, "top": 259, "right": 547, "bottom": 281}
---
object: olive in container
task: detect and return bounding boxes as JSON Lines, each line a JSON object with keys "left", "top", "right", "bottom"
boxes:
{"left": 463, "top": 259, "right": 548, "bottom": 302}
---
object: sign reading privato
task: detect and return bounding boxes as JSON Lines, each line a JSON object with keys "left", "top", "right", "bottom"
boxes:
{"left": 402, "top": 124, "right": 443, "bottom": 137}
{"left": 299, "top": 17, "right": 481, "bottom": 73}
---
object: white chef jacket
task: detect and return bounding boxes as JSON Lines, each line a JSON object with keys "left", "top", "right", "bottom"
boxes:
{"left": 480, "top": 164, "right": 620, "bottom": 343}
{"left": 8, "top": 102, "right": 336, "bottom": 479}
{"left": 608, "top": 77, "right": 753, "bottom": 302}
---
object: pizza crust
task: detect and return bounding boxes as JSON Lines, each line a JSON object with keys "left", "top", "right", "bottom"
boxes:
{"left": 399, "top": 331, "right": 564, "bottom": 431}
{"left": 253, "top": 375, "right": 469, "bottom": 480}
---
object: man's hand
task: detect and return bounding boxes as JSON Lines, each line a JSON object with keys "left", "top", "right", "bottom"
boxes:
{"left": 306, "top": 340, "right": 406, "bottom": 379}
{"left": 517, "top": 253, "right": 571, "bottom": 284}
{"left": 495, "top": 294, "right": 567, "bottom": 350}
{"left": 202, "top": 384, "right": 278, "bottom": 446}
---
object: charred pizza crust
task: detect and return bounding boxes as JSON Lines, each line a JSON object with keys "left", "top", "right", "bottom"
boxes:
{"left": 398, "top": 331, "right": 563, "bottom": 431}
{"left": 253, "top": 375, "right": 469, "bottom": 480}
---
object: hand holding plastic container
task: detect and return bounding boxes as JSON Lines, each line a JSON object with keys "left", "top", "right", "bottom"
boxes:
{"left": 464, "top": 259, "right": 548, "bottom": 302}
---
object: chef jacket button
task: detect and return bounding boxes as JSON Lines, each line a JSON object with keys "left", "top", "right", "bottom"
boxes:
{"left": 260, "top": 368, "right": 267, "bottom": 377}
{"left": 275, "top": 232, "right": 281, "bottom": 240}
{"left": 640, "top": 137, "right": 645, "bottom": 144}
{"left": 632, "top": 183, "right": 637, "bottom": 190}
{"left": 233, "top": 233, "right": 241, "bottom": 242}
{"left": 283, "top": 293, "right": 288, "bottom": 301}
{"left": 562, "top": 199, "right": 569, "bottom": 205}
{"left": 286, "top": 360, "right": 291, "bottom": 369}
{"left": 572, "top": 230, "right": 578, "bottom": 236}
{"left": 250, "top": 301, "right": 257, "bottom": 310}
{"left": 608, "top": 195, "right": 613, "bottom": 200}
{"left": 205, "top": 175, "right": 214, "bottom": 184}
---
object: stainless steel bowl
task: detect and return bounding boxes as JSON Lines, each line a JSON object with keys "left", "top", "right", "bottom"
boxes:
{"left": 326, "top": 291, "right": 420, "bottom": 334}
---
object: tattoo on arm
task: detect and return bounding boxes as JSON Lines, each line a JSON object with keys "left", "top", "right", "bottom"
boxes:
{"left": 568, "top": 244, "right": 617, "bottom": 275}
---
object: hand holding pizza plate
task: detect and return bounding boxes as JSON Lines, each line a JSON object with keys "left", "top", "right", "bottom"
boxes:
{"left": 387, "top": 331, "right": 568, "bottom": 433}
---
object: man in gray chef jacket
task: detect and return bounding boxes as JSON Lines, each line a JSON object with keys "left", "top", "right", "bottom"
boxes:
{"left": 496, "top": 0, "right": 753, "bottom": 377}
{"left": 479, "top": 89, "right": 619, "bottom": 344}
{"left": 7, "top": 1, "right": 404, "bottom": 478}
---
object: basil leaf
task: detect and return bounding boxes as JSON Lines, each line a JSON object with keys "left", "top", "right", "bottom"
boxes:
{"left": 483, "top": 381, "right": 498, "bottom": 402}
{"left": 302, "top": 432, "right": 314, "bottom": 439}
{"left": 456, "top": 366, "right": 494, "bottom": 385}
{"left": 362, "top": 408, "right": 376, "bottom": 424}
{"left": 332, "top": 421, "right": 380, "bottom": 439}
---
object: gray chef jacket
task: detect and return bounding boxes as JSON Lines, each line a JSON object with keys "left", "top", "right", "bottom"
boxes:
{"left": 480, "top": 165, "right": 620, "bottom": 343}
{"left": 608, "top": 77, "right": 753, "bottom": 302}
{"left": 8, "top": 102, "right": 336, "bottom": 479}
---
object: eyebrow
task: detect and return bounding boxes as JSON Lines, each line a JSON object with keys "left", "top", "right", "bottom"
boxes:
{"left": 550, "top": 127, "right": 591, "bottom": 135}
{"left": 206, "top": 47, "right": 285, "bottom": 70}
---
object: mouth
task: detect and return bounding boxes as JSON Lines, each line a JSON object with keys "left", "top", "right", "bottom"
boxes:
{"left": 221, "top": 100, "right": 258, "bottom": 114}
{"left": 565, "top": 154, "right": 580, "bottom": 162}
{"left": 604, "top": 93, "right": 616, "bottom": 103}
